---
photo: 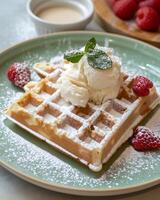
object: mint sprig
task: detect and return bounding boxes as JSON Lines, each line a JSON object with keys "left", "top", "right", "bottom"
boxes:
{"left": 64, "top": 37, "right": 112, "bottom": 70}
{"left": 85, "top": 37, "right": 96, "bottom": 52}
{"left": 87, "top": 49, "right": 112, "bottom": 70}
{"left": 64, "top": 51, "right": 84, "bottom": 63}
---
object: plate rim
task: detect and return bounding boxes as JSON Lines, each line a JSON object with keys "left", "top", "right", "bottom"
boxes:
{"left": 0, "top": 31, "right": 160, "bottom": 196}
{"left": 1, "top": 31, "right": 160, "bottom": 56}
{"left": 1, "top": 159, "right": 160, "bottom": 196}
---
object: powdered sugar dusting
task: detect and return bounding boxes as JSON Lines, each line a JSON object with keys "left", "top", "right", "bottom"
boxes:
{"left": 0, "top": 84, "right": 23, "bottom": 108}
{"left": 100, "top": 147, "right": 160, "bottom": 184}
{"left": 1, "top": 72, "right": 160, "bottom": 189}
{"left": 0, "top": 109, "right": 160, "bottom": 188}
{"left": 0, "top": 38, "right": 160, "bottom": 190}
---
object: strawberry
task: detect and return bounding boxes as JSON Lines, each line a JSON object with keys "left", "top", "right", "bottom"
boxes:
{"left": 136, "top": 7, "right": 160, "bottom": 31}
{"left": 139, "top": 0, "right": 160, "bottom": 14}
{"left": 113, "top": 0, "right": 138, "bottom": 20}
{"left": 7, "top": 62, "right": 31, "bottom": 89}
{"left": 132, "top": 76, "right": 153, "bottom": 97}
{"left": 131, "top": 126, "right": 160, "bottom": 151}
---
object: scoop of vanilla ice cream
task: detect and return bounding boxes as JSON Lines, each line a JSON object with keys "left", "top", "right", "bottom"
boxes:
{"left": 57, "top": 46, "right": 122, "bottom": 107}
{"left": 83, "top": 55, "right": 121, "bottom": 89}
{"left": 57, "top": 77, "right": 89, "bottom": 107}
{"left": 57, "top": 60, "right": 89, "bottom": 107}
{"left": 82, "top": 51, "right": 122, "bottom": 104}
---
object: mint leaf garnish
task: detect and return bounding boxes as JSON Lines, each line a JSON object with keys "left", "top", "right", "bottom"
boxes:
{"left": 87, "top": 49, "right": 112, "bottom": 70}
{"left": 85, "top": 37, "right": 96, "bottom": 53}
{"left": 64, "top": 38, "right": 96, "bottom": 63}
{"left": 64, "top": 50, "right": 84, "bottom": 63}
{"left": 64, "top": 38, "right": 112, "bottom": 70}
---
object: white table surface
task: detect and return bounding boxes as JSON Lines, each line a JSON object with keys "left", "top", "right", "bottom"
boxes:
{"left": 0, "top": 0, "right": 159, "bottom": 199}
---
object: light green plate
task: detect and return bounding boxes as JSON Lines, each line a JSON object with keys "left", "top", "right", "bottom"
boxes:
{"left": 0, "top": 32, "right": 160, "bottom": 196}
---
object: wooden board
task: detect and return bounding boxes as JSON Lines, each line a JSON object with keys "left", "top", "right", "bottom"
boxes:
{"left": 93, "top": 0, "right": 160, "bottom": 47}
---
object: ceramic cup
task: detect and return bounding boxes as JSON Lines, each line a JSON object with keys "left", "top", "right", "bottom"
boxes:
{"left": 27, "top": 0, "right": 94, "bottom": 34}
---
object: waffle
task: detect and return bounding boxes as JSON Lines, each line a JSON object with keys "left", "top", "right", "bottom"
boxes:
{"left": 6, "top": 62, "right": 160, "bottom": 171}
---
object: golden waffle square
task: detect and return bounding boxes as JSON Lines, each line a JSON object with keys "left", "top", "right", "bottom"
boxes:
{"left": 5, "top": 63, "right": 160, "bottom": 171}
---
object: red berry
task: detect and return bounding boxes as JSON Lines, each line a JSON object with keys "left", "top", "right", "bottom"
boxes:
{"left": 113, "top": 0, "right": 138, "bottom": 20}
{"left": 139, "top": 0, "right": 160, "bottom": 14}
{"left": 7, "top": 63, "right": 31, "bottom": 89}
{"left": 132, "top": 76, "right": 153, "bottom": 97}
{"left": 131, "top": 126, "right": 160, "bottom": 151}
{"left": 136, "top": 7, "right": 160, "bottom": 31}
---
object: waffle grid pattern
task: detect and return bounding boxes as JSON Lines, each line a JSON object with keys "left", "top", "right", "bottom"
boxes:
{"left": 21, "top": 63, "right": 137, "bottom": 150}
{"left": 6, "top": 62, "right": 159, "bottom": 171}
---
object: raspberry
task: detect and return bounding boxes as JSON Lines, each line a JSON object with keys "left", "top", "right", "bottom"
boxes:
{"left": 7, "top": 63, "right": 31, "bottom": 89}
{"left": 136, "top": 7, "right": 160, "bottom": 31}
{"left": 132, "top": 76, "right": 153, "bottom": 96}
{"left": 131, "top": 126, "right": 160, "bottom": 151}
{"left": 139, "top": 0, "right": 160, "bottom": 14}
{"left": 113, "top": 0, "right": 138, "bottom": 20}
